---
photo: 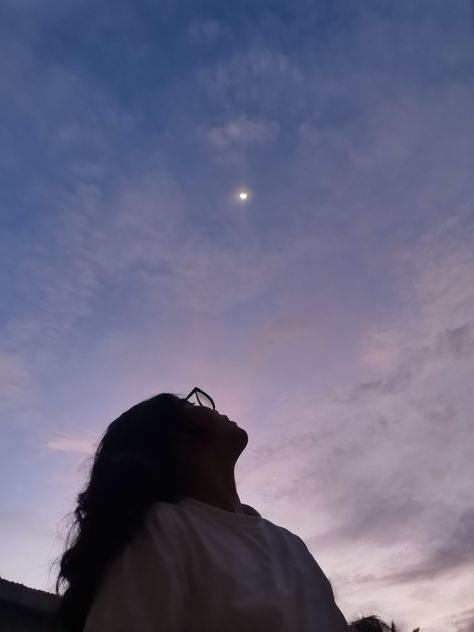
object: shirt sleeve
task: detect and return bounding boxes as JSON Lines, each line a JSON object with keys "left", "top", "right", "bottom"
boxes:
{"left": 292, "top": 534, "right": 349, "bottom": 631}
{"left": 83, "top": 521, "right": 187, "bottom": 632}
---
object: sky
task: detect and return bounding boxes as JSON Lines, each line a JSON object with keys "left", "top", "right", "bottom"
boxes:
{"left": 0, "top": 1, "right": 473, "bottom": 630}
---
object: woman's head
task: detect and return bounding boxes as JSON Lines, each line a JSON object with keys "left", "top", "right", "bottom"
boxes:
{"left": 53, "top": 391, "right": 219, "bottom": 632}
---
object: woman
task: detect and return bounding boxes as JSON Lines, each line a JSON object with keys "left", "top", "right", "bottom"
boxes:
{"left": 54, "top": 388, "right": 348, "bottom": 631}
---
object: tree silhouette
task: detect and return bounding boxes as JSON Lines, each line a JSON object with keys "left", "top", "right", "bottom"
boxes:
{"left": 349, "top": 614, "right": 420, "bottom": 631}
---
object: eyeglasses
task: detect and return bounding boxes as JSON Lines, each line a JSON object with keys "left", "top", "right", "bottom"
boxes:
{"left": 183, "top": 387, "right": 216, "bottom": 410}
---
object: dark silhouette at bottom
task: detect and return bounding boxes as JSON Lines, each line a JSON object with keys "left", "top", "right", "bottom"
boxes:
{"left": 350, "top": 613, "right": 420, "bottom": 631}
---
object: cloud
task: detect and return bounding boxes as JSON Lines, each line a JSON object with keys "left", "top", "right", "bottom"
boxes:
{"left": 378, "top": 507, "right": 474, "bottom": 584}
{"left": 45, "top": 434, "right": 97, "bottom": 455}
{"left": 194, "top": 46, "right": 304, "bottom": 114}
{"left": 205, "top": 114, "right": 279, "bottom": 166}
{"left": 441, "top": 607, "right": 474, "bottom": 632}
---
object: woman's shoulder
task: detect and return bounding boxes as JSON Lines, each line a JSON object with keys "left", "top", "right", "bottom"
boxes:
{"left": 140, "top": 498, "right": 190, "bottom": 547}
{"left": 144, "top": 498, "right": 185, "bottom": 526}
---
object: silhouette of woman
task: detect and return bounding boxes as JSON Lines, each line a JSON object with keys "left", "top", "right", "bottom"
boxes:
{"left": 54, "top": 388, "right": 348, "bottom": 631}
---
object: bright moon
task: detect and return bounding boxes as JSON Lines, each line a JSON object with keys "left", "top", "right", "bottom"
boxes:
{"left": 239, "top": 191, "right": 248, "bottom": 200}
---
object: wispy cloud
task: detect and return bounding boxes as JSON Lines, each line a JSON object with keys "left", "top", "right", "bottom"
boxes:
{"left": 452, "top": 607, "right": 474, "bottom": 632}
{"left": 379, "top": 506, "right": 474, "bottom": 584}
{"left": 45, "top": 435, "right": 97, "bottom": 455}
{"left": 205, "top": 114, "right": 279, "bottom": 166}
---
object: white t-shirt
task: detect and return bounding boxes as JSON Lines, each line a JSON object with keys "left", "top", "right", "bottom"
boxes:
{"left": 83, "top": 496, "right": 348, "bottom": 632}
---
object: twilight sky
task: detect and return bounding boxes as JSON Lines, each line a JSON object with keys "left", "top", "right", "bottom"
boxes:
{"left": 1, "top": 2, "right": 473, "bottom": 630}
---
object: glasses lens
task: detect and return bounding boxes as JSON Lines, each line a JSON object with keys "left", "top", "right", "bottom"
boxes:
{"left": 195, "top": 391, "right": 214, "bottom": 408}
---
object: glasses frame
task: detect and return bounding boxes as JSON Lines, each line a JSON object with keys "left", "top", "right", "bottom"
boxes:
{"left": 183, "top": 387, "right": 216, "bottom": 410}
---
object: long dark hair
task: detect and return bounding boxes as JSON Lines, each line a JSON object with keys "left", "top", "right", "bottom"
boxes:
{"left": 52, "top": 392, "right": 202, "bottom": 632}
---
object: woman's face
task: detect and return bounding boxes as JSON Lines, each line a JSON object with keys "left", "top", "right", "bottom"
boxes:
{"left": 182, "top": 401, "right": 238, "bottom": 430}
{"left": 180, "top": 401, "right": 247, "bottom": 454}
